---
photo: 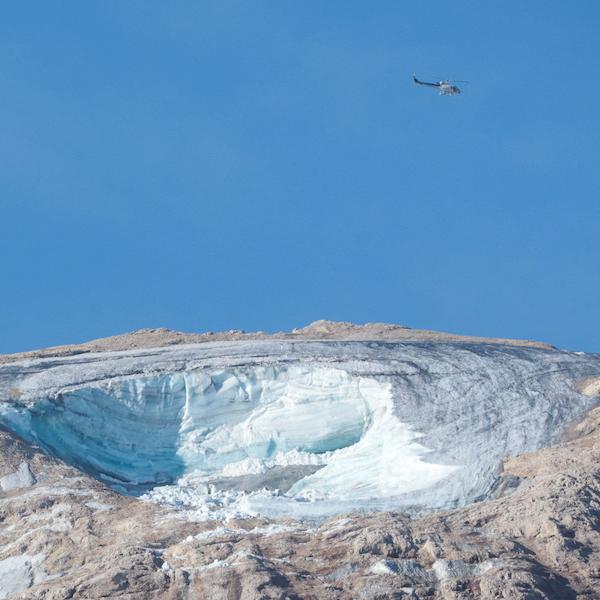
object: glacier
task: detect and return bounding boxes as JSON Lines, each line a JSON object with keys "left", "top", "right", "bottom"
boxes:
{"left": 1, "top": 340, "right": 599, "bottom": 519}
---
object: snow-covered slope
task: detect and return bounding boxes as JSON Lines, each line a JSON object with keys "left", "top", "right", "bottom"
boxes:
{"left": 1, "top": 340, "right": 599, "bottom": 519}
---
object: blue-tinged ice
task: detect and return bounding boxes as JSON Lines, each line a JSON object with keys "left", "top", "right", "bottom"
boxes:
{"left": 1, "top": 340, "right": 599, "bottom": 519}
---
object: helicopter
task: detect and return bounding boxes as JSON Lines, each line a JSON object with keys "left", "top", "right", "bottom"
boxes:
{"left": 412, "top": 74, "right": 467, "bottom": 96}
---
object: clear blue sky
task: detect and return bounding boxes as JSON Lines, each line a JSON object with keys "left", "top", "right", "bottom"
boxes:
{"left": 1, "top": 2, "right": 599, "bottom": 353}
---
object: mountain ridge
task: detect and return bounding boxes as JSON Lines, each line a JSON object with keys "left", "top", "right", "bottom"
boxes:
{"left": 0, "top": 319, "right": 553, "bottom": 365}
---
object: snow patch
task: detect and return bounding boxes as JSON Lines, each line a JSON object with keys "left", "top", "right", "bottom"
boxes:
{"left": 432, "top": 558, "right": 500, "bottom": 580}
{"left": 0, "top": 554, "right": 50, "bottom": 599}
{"left": 85, "top": 501, "right": 114, "bottom": 512}
{"left": 199, "top": 559, "right": 229, "bottom": 571}
{"left": 368, "top": 559, "right": 432, "bottom": 580}
{"left": 369, "top": 560, "right": 398, "bottom": 575}
{"left": 0, "top": 463, "right": 35, "bottom": 492}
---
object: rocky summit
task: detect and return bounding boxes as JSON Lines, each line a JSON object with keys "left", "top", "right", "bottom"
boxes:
{"left": 1, "top": 321, "right": 599, "bottom": 599}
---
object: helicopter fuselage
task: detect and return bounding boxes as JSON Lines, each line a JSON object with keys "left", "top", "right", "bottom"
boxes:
{"left": 438, "top": 82, "right": 461, "bottom": 95}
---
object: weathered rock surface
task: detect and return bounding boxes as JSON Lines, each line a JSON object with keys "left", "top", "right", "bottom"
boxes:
{"left": 0, "top": 323, "right": 599, "bottom": 599}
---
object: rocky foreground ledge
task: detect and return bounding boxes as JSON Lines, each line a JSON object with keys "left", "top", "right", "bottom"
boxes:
{"left": 0, "top": 323, "right": 599, "bottom": 599}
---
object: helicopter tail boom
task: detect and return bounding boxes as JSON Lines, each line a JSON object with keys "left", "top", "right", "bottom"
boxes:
{"left": 412, "top": 74, "right": 440, "bottom": 88}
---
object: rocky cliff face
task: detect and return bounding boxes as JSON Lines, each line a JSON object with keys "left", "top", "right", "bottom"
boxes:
{"left": 0, "top": 323, "right": 599, "bottom": 599}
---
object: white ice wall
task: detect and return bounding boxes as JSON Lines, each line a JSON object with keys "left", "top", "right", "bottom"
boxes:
{"left": 1, "top": 340, "right": 599, "bottom": 518}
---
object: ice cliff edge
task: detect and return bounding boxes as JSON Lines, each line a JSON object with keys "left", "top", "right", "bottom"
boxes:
{"left": 1, "top": 322, "right": 597, "bottom": 519}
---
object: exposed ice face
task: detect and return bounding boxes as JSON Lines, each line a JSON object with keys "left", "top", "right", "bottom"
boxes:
{"left": 1, "top": 340, "right": 599, "bottom": 519}
{"left": 0, "top": 366, "right": 458, "bottom": 516}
